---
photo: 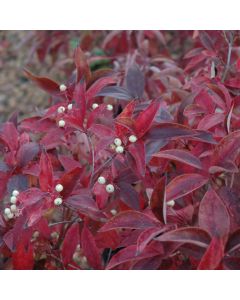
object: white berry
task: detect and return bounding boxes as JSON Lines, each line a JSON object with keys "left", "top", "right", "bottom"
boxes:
{"left": 55, "top": 184, "right": 64, "bottom": 192}
{"left": 54, "top": 197, "right": 63, "bottom": 206}
{"left": 167, "top": 200, "right": 175, "bottom": 207}
{"left": 6, "top": 212, "right": 14, "bottom": 219}
{"left": 107, "top": 104, "right": 113, "bottom": 111}
{"left": 4, "top": 208, "right": 11, "bottom": 215}
{"left": 129, "top": 135, "right": 137, "bottom": 143}
{"left": 10, "top": 196, "right": 17, "bottom": 204}
{"left": 12, "top": 190, "right": 19, "bottom": 197}
{"left": 92, "top": 103, "right": 99, "bottom": 109}
{"left": 58, "top": 120, "right": 65, "bottom": 127}
{"left": 57, "top": 106, "right": 65, "bottom": 114}
{"left": 115, "top": 145, "right": 124, "bottom": 153}
{"left": 10, "top": 204, "right": 17, "bottom": 212}
{"left": 51, "top": 232, "right": 59, "bottom": 239}
{"left": 32, "top": 231, "right": 40, "bottom": 239}
{"left": 97, "top": 176, "right": 106, "bottom": 185}
{"left": 59, "top": 84, "right": 67, "bottom": 92}
{"left": 106, "top": 184, "right": 115, "bottom": 193}
{"left": 67, "top": 103, "right": 73, "bottom": 110}
{"left": 110, "top": 209, "right": 117, "bottom": 216}
{"left": 81, "top": 256, "right": 88, "bottom": 263}
{"left": 114, "top": 138, "right": 122, "bottom": 146}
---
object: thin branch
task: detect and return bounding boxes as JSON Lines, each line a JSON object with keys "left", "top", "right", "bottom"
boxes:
{"left": 87, "top": 133, "right": 95, "bottom": 187}
{"left": 221, "top": 31, "right": 234, "bottom": 82}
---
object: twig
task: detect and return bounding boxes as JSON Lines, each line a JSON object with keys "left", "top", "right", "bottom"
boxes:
{"left": 221, "top": 31, "right": 234, "bottom": 82}
{"left": 87, "top": 133, "right": 95, "bottom": 187}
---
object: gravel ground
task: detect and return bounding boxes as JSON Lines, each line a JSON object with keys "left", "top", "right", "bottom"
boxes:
{"left": 0, "top": 31, "right": 78, "bottom": 121}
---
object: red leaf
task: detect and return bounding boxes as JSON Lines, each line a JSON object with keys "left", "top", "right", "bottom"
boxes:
{"left": 99, "top": 211, "right": 160, "bottom": 232}
{"left": 0, "top": 122, "right": 19, "bottom": 151}
{"left": 153, "top": 149, "right": 202, "bottom": 169}
{"left": 197, "top": 237, "right": 224, "bottom": 270}
{"left": 197, "top": 113, "right": 225, "bottom": 131}
{"left": 81, "top": 224, "right": 102, "bottom": 269}
{"left": 24, "top": 69, "right": 60, "bottom": 96}
{"left": 166, "top": 174, "right": 208, "bottom": 202}
{"left": 211, "top": 130, "right": 240, "bottom": 171}
{"left": 117, "top": 181, "right": 140, "bottom": 210}
{"left": 74, "top": 46, "right": 91, "bottom": 83}
{"left": 198, "top": 188, "right": 230, "bottom": 241}
{"left": 86, "top": 76, "right": 116, "bottom": 100}
{"left": 150, "top": 177, "right": 167, "bottom": 224}
{"left": 61, "top": 223, "right": 80, "bottom": 266}
{"left": 12, "top": 241, "right": 34, "bottom": 270}
{"left": 39, "top": 152, "right": 53, "bottom": 192}
{"left": 155, "top": 227, "right": 211, "bottom": 248}
{"left": 135, "top": 100, "right": 160, "bottom": 138}
{"left": 225, "top": 229, "right": 240, "bottom": 254}
{"left": 106, "top": 244, "right": 161, "bottom": 270}
{"left": 127, "top": 140, "right": 146, "bottom": 177}
{"left": 136, "top": 227, "right": 168, "bottom": 254}
{"left": 59, "top": 167, "right": 82, "bottom": 198}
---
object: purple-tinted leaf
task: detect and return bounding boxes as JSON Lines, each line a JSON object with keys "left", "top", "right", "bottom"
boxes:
{"left": 59, "top": 167, "right": 82, "bottom": 198}
{"left": 97, "top": 85, "right": 132, "bottom": 100}
{"left": 127, "top": 140, "right": 146, "bottom": 177}
{"left": 126, "top": 64, "right": 145, "bottom": 99}
{"left": 99, "top": 211, "right": 159, "bottom": 232}
{"left": 136, "top": 227, "right": 168, "bottom": 254}
{"left": 106, "top": 244, "right": 161, "bottom": 270}
{"left": 166, "top": 174, "right": 208, "bottom": 202}
{"left": 155, "top": 227, "right": 211, "bottom": 248}
{"left": 17, "top": 142, "right": 39, "bottom": 168}
{"left": 153, "top": 149, "right": 202, "bottom": 169}
{"left": 7, "top": 174, "right": 28, "bottom": 194}
{"left": 150, "top": 177, "right": 167, "bottom": 224}
{"left": 225, "top": 229, "right": 240, "bottom": 254}
{"left": 117, "top": 181, "right": 140, "bottom": 210}
{"left": 199, "top": 188, "right": 230, "bottom": 240}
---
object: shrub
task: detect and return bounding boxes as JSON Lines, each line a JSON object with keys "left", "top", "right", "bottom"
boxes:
{"left": 1, "top": 30, "right": 240, "bottom": 270}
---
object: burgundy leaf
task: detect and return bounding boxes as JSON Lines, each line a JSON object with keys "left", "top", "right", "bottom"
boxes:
{"left": 87, "top": 76, "right": 116, "bottom": 100}
{"left": 198, "top": 188, "right": 230, "bottom": 241}
{"left": 58, "top": 167, "right": 82, "bottom": 198}
{"left": 135, "top": 100, "right": 160, "bottom": 138}
{"left": 24, "top": 69, "right": 60, "bottom": 96}
{"left": 99, "top": 211, "right": 160, "bottom": 232}
{"left": 81, "top": 224, "right": 102, "bottom": 270}
{"left": 225, "top": 229, "right": 240, "bottom": 254}
{"left": 150, "top": 177, "right": 167, "bottom": 224}
{"left": 61, "top": 222, "right": 80, "bottom": 266}
{"left": 39, "top": 152, "right": 53, "bottom": 192}
{"left": 197, "top": 237, "right": 224, "bottom": 270}
{"left": 152, "top": 149, "right": 202, "bottom": 169}
{"left": 136, "top": 227, "right": 168, "bottom": 254}
{"left": 74, "top": 46, "right": 91, "bottom": 83}
{"left": 12, "top": 241, "right": 34, "bottom": 270}
{"left": 106, "top": 244, "right": 161, "bottom": 270}
{"left": 126, "top": 64, "right": 145, "bottom": 99}
{"left": 166, "top": 174, "right": 208, "bottom": 202}
{"left": 155, "top": 227, "right": 211, "bottom": 248}
{"left": 97, "top": 85, "right": 132, "bottom": 100}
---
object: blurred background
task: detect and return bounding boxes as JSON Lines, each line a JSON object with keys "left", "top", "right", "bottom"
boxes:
{"left": 0, "top": 30, "right": 194, "bottom": 121}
